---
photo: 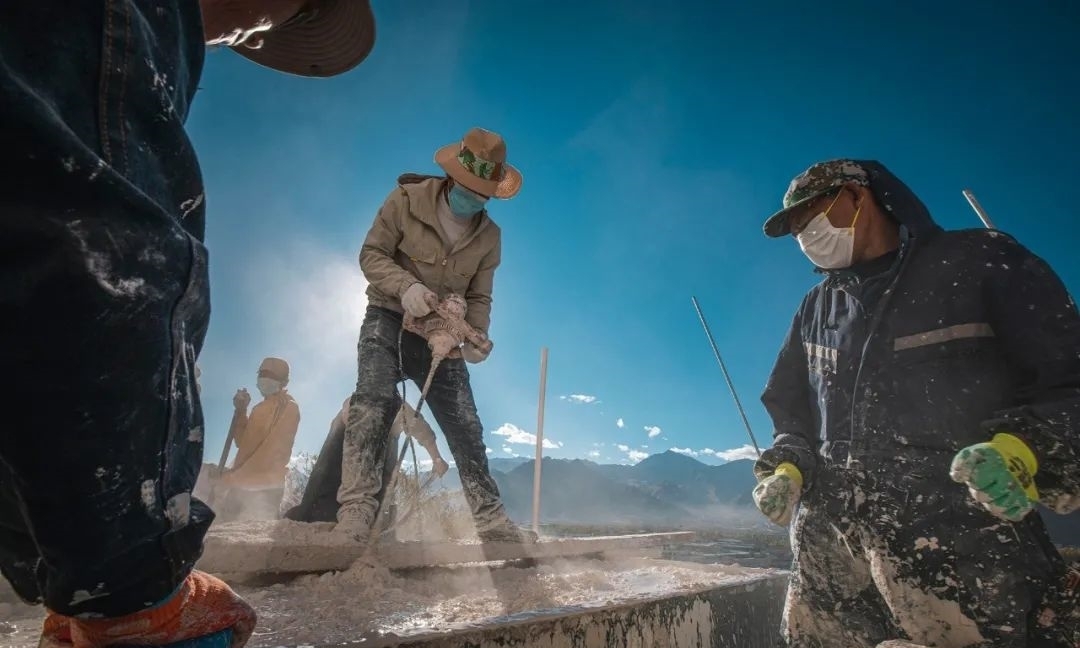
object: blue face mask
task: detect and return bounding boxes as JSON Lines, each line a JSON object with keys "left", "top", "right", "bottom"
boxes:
{"left": 447, "top": 184, "right": 488, "bottom": 218}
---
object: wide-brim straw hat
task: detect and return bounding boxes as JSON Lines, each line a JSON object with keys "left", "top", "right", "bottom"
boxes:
{"left": 434, "top": 128, "right": 522, "bottom": 199}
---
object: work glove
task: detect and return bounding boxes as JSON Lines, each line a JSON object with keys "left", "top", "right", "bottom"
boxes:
{"left": 461, "top": 342, "right": 491, "bottom": 364}
{"left": 401, "top": 282, "right": 436, "bottom": 318}
{"left": 232, "top": 388, "right": 250, "bottom": 411}
{"left": 950, "top": 432, "right": 1039, "bottom": 522}
{"left": 41, "top": 571, "right": 257, "bottom": 648}
{"left": 752, "top": 462, "right": 802, "bottom": 526}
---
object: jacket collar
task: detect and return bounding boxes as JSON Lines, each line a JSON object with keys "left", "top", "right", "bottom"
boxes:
{"left": 402, "top": 177, "right": 492, "bottom": 251}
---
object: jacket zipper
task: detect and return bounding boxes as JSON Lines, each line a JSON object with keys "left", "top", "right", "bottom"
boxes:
{"left": 844, "top": 231, "right": 917, "bottom": 467}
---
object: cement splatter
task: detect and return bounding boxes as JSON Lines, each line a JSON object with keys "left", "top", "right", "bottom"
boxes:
{"left": 235, "top": 559, "right": 770, "bottom": 647}
{"left": 0, "top": 560, "right": 775, "bottom": 648}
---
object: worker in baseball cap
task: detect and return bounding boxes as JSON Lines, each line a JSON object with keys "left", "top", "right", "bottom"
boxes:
{"left": 752, "top": 159, "right": 1080, "bottom": 646}
{"left": 2, "top": 2, "right": 374, "bottom": 646}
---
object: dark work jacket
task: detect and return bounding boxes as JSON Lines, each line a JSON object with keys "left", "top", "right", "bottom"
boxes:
{"left": 758, "top": 161, "right": 1080, "bottom": 513}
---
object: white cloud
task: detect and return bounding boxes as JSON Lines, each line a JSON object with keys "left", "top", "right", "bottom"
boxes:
{"left": 492, "top": 423, "right": 562, "bottom": 449}
{"left": 645, "top": 425, "right": 662, "bottom": 439}
{"left": 246, "top": 243, "right": 368, "bottom": 384}
{"left": 560, "top": 394, "right": 598, "bottom": 405}
{"left": 587, "top": 450, "right": 601, "bottom": 458}
{"left": 485, "top": 448, "right": 493, "bottom": 455}
{"left": 502, "top": 446, "right": 517, "bottom": 456}
{"left": 406, "top": 458, "right": 456, "bottom": 470}
{"left": 711, "top": 444, "right": 760, "bottom": 462}
{"left": 201, "top": 239, "right": 370, "bottom": 459}
{"left": 670, "top": 447, "right": 699, "bottom": 457}
{"left": 614, "top": 443, "right": 649, "bottom": 464}
{"left": 616, "top": 418, "right": 625, "bottom": 428}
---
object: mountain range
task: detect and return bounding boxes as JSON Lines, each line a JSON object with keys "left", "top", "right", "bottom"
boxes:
{"left": 423, "top": 450, "right": 1080, "bottom": 545}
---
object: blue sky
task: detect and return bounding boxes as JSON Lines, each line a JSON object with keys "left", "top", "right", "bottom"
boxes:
{"left": 187, "top": 0, "right": 1080, "bottom": 469}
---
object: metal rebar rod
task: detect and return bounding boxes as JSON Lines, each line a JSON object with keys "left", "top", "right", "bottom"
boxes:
{"left": 691, "top": 296, "right": 761, "bottom": 458}
{"left": 962, "top": 189, "right": 996, "bottom": 229}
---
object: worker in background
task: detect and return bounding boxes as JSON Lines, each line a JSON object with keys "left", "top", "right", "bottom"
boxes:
{"left": 215, "top": 357, "right": 301, "bottom": 521}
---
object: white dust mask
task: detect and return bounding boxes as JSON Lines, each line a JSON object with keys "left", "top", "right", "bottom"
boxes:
{"left": 797, "top": 213, "right": 855, "bottom": 269}
{"left": 257, "top": 377, "right": 283, "bottom": 397}
{"left": 795, "top": 192, "right": 861, "bottom": 270}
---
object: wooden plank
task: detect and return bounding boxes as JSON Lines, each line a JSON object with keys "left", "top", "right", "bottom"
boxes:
{"left": 196, "top": 520, "right": 695, "bottom": 575}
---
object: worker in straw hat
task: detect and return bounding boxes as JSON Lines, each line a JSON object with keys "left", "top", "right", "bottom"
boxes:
{"left": 1, "top": 1, "right": 374, "bottom": 646}
{"left": 335, "top": 127, "right": 536, "bottom": 545}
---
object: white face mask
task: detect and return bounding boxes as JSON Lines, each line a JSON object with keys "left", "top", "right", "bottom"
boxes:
{"left": 257, "top": 377, "right": 283, "bottom": 397}
{"left": 796, "top": 212, "right": 856, "bottom": 269}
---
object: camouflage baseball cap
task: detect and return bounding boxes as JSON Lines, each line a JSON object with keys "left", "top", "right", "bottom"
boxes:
{"left": 763, "top": 159, "right": 870, "bottom": 238}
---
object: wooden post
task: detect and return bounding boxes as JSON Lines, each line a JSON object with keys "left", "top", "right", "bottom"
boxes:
{"left": 531, "top": 348, "right": 549, "bottom": 534}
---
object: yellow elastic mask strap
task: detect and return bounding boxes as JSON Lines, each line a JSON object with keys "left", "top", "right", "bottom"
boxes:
{"left": 773, "top": 462, "right": 804, "bottom": 490}
{"left": 849, "top": 199, "right": 863, "bottom": 231}
{"left": 824, "top": 186, "right": 862, "bottom": 232}
{"left": 991, "top": 432, "right": 1039, "bottom": 500}
{"left": 822, "top": 189, "right": 843, "bottom": 219}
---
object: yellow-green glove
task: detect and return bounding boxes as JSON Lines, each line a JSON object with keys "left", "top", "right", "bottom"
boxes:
{"left": 752, "top": 462, "right": 803, "bottom": 526}
{"left": 950, "top": 432, "right": 1039, "bottom": 522}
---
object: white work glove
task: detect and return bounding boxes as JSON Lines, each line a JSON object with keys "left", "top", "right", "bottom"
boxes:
{"left": 401, "top": 282, "right": 436, "bottom": 318}
{"left": 461, "top": 342, "right": 491, "bottom": 364}
{"left": 232, "top": 388, "right": 250, "bottom": 411}
{"left": 752, "top": 462, "right": 803, "bottom": 526}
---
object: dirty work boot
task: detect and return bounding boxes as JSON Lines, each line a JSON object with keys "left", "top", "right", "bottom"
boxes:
{"left": 477, "top": 519, "right": 539, "bottom": 544}
{"left": 333, "top": 505, "right": 375, "bottom": 543}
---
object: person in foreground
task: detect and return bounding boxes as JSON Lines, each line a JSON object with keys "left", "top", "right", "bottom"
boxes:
{"left": 0, "top": 1, "right": 375, "bottom": 646}
{"left": 752, "top": 159, "right": 1080, "bottom": 647}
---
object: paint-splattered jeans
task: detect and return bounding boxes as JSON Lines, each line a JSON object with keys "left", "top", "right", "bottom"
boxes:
{"left": 0, "top": 1, "right": 211, "bottom": 618}
{"left": 783, "top": 462, "right": 1068, "bottom": 648}
{"left": 284, "top": 410, "right": 399, "bottom": 524}
{"left": 338, "top": 307, "right": 511, "bottom": 532}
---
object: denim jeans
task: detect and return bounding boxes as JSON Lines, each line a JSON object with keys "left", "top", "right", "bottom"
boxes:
{"left": 0, "top": 1, "right": 211, "bottom": 618}
{"left": 337, "top": 307, "right": 510, "bottom": 531}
